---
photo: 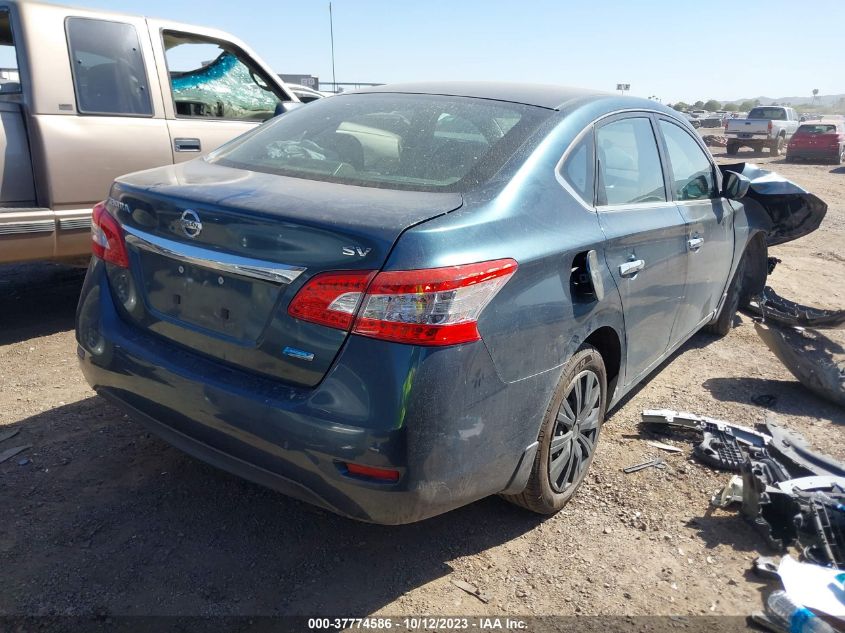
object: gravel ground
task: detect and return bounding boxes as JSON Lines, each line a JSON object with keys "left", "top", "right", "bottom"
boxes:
{"left": 0, "top": 151, "right": 843, "bottom": 623}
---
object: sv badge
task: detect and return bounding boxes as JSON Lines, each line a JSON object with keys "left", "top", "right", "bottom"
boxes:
{"left": 342, "top": 246, "right": 372, "bottom": 257}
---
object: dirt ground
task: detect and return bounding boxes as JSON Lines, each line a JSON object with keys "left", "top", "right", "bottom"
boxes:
{"left": 1, "top": 150, "right": 843, "bottom": 623}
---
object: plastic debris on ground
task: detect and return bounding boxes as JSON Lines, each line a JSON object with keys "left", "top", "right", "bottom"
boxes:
{"left": 641, "top": 409, "right": 845, "bottom": 570}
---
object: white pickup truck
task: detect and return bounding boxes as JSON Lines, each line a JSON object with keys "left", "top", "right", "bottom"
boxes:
{"left": 0, "top": 0, "right": 298, "bottom": 265}
{"left": 725, "top": 106, "right": 800, "bottom": 156}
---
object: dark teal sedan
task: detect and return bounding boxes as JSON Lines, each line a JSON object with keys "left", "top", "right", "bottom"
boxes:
{"left": 76, "top": 82, "right": 823, "bottom": 523}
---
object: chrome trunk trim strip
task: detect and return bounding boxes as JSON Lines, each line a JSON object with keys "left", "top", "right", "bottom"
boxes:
{"left": 123, "top": 226, "right": 306, "bottom": 285}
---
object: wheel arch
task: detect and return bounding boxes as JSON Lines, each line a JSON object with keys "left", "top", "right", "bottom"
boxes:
{"left": 583, "top": 325, "right": 622, "bottom": 399}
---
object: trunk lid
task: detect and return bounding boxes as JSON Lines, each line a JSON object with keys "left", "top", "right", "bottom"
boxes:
{"left": 108, "top": 160, "right": 463, "bottom": 387}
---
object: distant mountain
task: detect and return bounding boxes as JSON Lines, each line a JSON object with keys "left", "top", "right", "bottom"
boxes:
{"left": 724, "top": 94, "right": 845, "bottom": 106}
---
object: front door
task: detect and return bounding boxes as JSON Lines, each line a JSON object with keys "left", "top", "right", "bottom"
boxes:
{"left": 152, "top": 29, "right": 292, "bottom": 162}
{"left": 594, "top": 115, "right": 690, "bottom": 386}
{"left": 655, "top": 118, "right": 734, "bottom": 339}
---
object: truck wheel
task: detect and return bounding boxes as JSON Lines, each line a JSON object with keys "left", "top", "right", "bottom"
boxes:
{"left": 770, "top": 136, "right": 784, "bottom": 156}
{"left": 726, "top": 142, "right": 739, "bottom": 155}
{"left": 502, "top": 345, "right": 607, "bottom": 515}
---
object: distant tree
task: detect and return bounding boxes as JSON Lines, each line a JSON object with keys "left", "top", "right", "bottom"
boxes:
{"left": 812, "top": 88, "right": 819, "bottom": 105}
{"left": 703, "top": 99, "right": 721, "bottom": 111}
{"left": 693, "top": 100, "right": 705, "bottom": 109}
{"left": 672, "top": 101, "right": 690, "bottom": 111}
{"left": 754, "top": 99, "right": 761, "bottom": 106}
{"left": 739, "top": 100, "right": 756, "bottom": 111}
{"left": 723, "top": 103, "right": 738, "bottom": 112}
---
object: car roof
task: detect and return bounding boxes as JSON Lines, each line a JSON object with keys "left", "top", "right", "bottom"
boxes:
{"left": 353, "top": 81, "right": 610, "bottom": 110}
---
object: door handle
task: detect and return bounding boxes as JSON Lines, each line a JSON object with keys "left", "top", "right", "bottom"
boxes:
{"left": 688, "top": 236, "right": 704, "bottom": 251}
{"left": 174, "top": 138, "right": 202, "bottom": 152}
{"left": 619, "top": 259, "right": 645, "bottom": 277}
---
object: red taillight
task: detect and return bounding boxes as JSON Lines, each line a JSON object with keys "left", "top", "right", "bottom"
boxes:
{"left": 767, "top": 120, "right": 773, "bottom": 132}
{"left": 343, "top": 462, "right": 400, "bottom": 482}
{"left": 91, "top": 201, "right": 129, "bottom": 268}
{"left": 287, "top": 258, "right": 518, "bottom": 346}
{"left": 287, "top": 270, "right": 375, "bottom": 330}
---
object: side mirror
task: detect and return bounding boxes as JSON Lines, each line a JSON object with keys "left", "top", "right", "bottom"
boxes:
{"left": 273, "top": 101, "right": 304, "bottom": 117}
{"left": 722, "top": 170, "right": 751, "bottom": 200}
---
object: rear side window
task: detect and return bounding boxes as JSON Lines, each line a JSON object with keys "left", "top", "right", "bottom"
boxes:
{"left": 210, "top": 93, "right": 551, "bottom": 192}
{"left": 0, "top": 10, "right": 20, "bottom": 93}
{"left": 560, "top": 132, "right": 594, "bottom": 205}
{"left": 658, "top": 120, "right": 716, "bottom": 201}
{"left": 66, "top": 18, "right": 152, "bottom": 116}
{"left": 595, "top": 117, "right": 665, "bottom": 206}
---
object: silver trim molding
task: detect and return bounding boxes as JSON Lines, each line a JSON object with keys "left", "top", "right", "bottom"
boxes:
{"left": 123, "top": 225, "right": 306, "bottom": 285}
{"left": 0, "top": 220, "right": 55, "bottom": 235}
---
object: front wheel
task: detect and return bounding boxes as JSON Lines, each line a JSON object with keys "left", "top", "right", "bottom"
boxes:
{"left": 503, "top": 346, "right": 607, "bottom": 514}
{"left": 726, "top": 141, "right": 739, "bottom": 155}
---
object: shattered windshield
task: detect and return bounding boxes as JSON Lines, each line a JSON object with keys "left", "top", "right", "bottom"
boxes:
{"left": 208, "top": 93, "right": 552, "bottom": 191}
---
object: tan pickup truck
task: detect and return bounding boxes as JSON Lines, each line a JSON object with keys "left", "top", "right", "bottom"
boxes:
{"left": 0, "top": 0, "right": 298, "bottom": 264}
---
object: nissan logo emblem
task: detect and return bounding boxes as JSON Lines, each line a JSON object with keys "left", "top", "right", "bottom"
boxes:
{"left": 180, "top": 210, "right": 202, "bottom": 239}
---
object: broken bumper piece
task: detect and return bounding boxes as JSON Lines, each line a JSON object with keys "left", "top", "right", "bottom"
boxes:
{"left": 754, "top": 322, "right": 845, "bottom": 408}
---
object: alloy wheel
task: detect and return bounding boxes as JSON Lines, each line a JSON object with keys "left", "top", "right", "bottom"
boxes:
{"left": 548, "top": 369, "right": 601, "bottom": 493}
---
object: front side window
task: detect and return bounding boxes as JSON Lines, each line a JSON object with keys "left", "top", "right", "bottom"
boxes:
{"left": 66, "top": 18, "right": 152, "bottom": 115}
{"left": 596, "top": 117, "right": 665, "bottom": 206}
{"left": 163, "top": 31, "right": 285, "bottom": 121}
{"left": 209, "top": 93, "right": 551, "bottom": 192}
{"left": 0, "top": 10, "right": 20, "bottom": 93}
{"left": 658, "top": 120, "right": 716, "bottom": 201}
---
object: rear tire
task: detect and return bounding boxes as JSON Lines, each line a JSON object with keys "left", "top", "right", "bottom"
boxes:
{"left": 726, "top": 142, "right": 739, "bottom": 156}
{"left": 770, "top": 136, "right": 784, "bottom": 156}
{"left": 503, "top": 346, "right": 607, "bottom": 515}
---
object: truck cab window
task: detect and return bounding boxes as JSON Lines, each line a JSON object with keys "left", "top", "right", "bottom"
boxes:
{"left": 66, "top": 18, "right": 152, "bottom": 116}
{"left": 163, "top": 31, "right": 284, "bottom": 121}
{"left": 0, "top": 10, "right": 21, "bottom": 93}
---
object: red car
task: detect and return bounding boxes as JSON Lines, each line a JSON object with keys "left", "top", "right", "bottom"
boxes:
{"left": 786, "top": 121, "right": 845, "bottom": 164}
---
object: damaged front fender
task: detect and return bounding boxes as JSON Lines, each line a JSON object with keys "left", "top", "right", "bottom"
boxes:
{"left": 720, "top": 163, "right": 828, "bottom": 246}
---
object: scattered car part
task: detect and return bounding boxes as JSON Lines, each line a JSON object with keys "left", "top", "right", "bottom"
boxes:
{"left": 0, "top": 444, "right": 31, "bottom": 464}
{"left": 713, "top": 474, "right": 745, "bottom": 508}
{"left": 622, "top": 458, "right": 666, "bottom": 474}
{"left": 752, "top": 556, "right": 781, "bottom": 579}
{"left": 0, "top": 428, "right": 20, "bottom": 443}
{"left": 755, "top": 324, "right": 845, "bottom": 408}
{"left": 767, "top": 423, "right": 845, "bottom": 478}
{"left": 645, "top": 440, "right": 683, "bottom": 453}
{"left": 450, "top": 579, "right": 490, "bottom": 604}
{"left": 778, "top": 477, "right": 845, "bottom": 496}
{"left": 718, "top": 163, "right": 828, "bottom": 246}
{"left": 777, "top": 555, "right": 845, "bottom": 619}
{"left": 648, "top": 408, "right": 845, "bottom": 568}
{"left": 747, "top": 287, "right": 845, "bottom": 329}
{"left": 641, "top": 409, "right": 771, "bottom": 448}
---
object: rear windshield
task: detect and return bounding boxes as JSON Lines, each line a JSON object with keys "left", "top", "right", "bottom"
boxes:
{"left": 209, "top": 93, "right": 552, "bottom": 192}
{"left": 797, "top": 124, "right": 837, "bottom": 134}
{"left": 748, "top": 107, "right": 787, "bottom": 120}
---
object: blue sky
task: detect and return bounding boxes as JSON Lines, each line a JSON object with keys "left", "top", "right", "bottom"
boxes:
{"left": 47, "top": 0, "right": 842, "bottom": 103}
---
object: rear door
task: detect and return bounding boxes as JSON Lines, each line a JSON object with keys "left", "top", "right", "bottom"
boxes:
{"left": 594, "top": 114, "right": 689, "bottom": 385}
{"left": 147, "top": 24, "right": 294, "bottom": 162}
{"left": 655, "top": 118, "right": 733, "bottom": 339}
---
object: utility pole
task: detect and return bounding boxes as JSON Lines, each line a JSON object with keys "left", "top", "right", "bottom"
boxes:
{"left": 329, "top": 3, "right": 337, "bottom": 93}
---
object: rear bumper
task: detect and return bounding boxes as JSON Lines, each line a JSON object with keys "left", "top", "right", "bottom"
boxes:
{"left": 76, "top": 260, "right": 552, "bottom": 524}
{"left": 786, "top": 148, "right": 840, "bottom": 160}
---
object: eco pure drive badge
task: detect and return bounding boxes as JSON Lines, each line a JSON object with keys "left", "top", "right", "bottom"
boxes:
{"left": 179, "top": 210, "right": 203, "bottom": 239}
